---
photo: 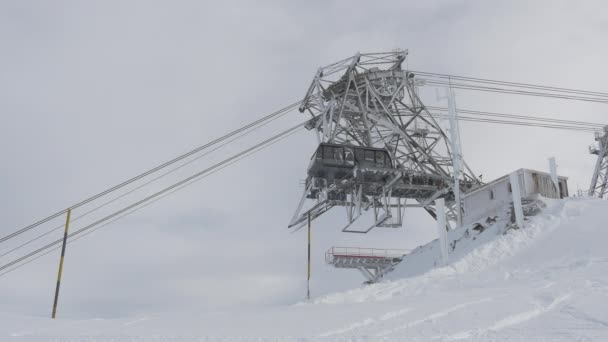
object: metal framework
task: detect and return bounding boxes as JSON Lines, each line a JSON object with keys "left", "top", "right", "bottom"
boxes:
{"left": 588, "top": 126, "right": 608, "bottom": 198}
{"left": 289, "top": 50, "right": 481, "bottom": 232}
{"left": 325, "top": 247, "right": 407, "bottom": 284}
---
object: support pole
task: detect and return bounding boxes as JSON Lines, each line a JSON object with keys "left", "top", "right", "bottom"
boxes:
{"left": 588, "top": 126, "right": 608, "bottom": 197}
{"left": 307, "top": 212, "right": 311, "bottom": 301}
{"left": 509, "top": 173, "right": 525, "bottom": 229}
{"left": 52, "top": 208, "right": 71, "bottom": 319}
{"left": 548, "top": 157, "right": 559, "bottom": 198}
{"left": 447, "top": 86, "right": 463, "bottom": 227}
{"left": 435, "top": 198, "right": 448, "bottom": 266}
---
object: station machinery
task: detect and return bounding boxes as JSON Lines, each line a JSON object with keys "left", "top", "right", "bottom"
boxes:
{"left": 289, "top": 50, "right": 482, "bottom": 233}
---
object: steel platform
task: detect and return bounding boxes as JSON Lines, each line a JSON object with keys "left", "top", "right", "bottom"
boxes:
{"left": 325, "top": 247, "right": 408, "bottom": 284}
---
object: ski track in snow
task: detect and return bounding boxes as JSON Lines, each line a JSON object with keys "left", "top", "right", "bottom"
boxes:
{"left": 318, "top": 307, "right": 412, "bottom": 337}
{"left": 439, "top": 294, "right": 571, "bottom": 341}
{"left": 374, "top": 297, "right": 494, "bottom": 338}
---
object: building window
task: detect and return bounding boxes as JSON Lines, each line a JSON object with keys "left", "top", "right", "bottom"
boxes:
{"left": 489, "top": 189, "right": 494, "bottom": 200}
{"left": 508, "top": 183, "right": 512, "bottom": 193}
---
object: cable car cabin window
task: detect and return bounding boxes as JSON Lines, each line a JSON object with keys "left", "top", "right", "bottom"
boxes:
{"left": 376, "top": 151, "right": 386, "bottom": 166}
{"left": 364, "top": 150, "right": 375, "bottom": 163}
{"left": 322, "top": 145, "right": 345, "bottom": 165}
{"left": 355, "top": 149, "right": 365, "bottom": 163}
{"left": 344, "top": 147, "right": 354, "bottom": 165}
{"left": 334, "top": 147, "right": 344, "bottom": 163}
{"left": 323, "top": 145, "right": 333, "bottom": 161}
{"left": 384, "top": 152, "right": 392, "bottom": 167}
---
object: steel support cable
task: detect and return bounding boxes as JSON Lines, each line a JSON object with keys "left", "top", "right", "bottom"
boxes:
{"left": 4, "top": 69, "right": 607, "bottom": 265}
{"left": 0, "top": 111, "right": 600, "bottom": 276}
{"left": 424, "top": 112, "right": 598, "bottom": 132}
{"left": 390, "top": 108, "right": 600, "bottom": 131}
{"left": 420, "top": 78, "right": 608, "bottom": 102}
{"left": 0, "top": 109, "right": 291, "bottom": 259}
{"left": 457, "top": 117, "right": 598, "bottom": 131}
{"left": 396, "top": 109, "right": 603, "bottom": 131}
{"left": 423, "top": 111, "right": 597, "bottom": 130}
{"left": 454, "top": 119, "right": 596, "bottom": 132}
{"left": 441, "top": 82, "right": 608, "bottom": 104}
{"left": 411, "top": 70, "right": 608, "bottom": 99}
{"left": 0, "top": 99, "right": 308, "bottom": 245}
{"left": 0, "top": 121, "right": 308, "bottom": 274}
{"left": 0, "top": 123, "right": 304, "bottom": 278}
{"left": 421, "top": 80, "right": 608, "bottom": 104}
{"left": 455, "top": 117, "right": 597, "bottom": 131}
{"left": 424, "top": 106, "right": 605, "bottom": 128}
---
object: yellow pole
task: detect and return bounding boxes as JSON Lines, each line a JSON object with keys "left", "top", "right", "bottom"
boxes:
{"left": 52, "top": 208, "right": 71, "bottom": 319}
{"left": 307, "top": 212, "right": 311, "bottom": 301}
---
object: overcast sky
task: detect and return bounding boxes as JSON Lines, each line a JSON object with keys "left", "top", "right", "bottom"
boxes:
{"left": 0, "top": 0, "right": 606, "bottom": 319}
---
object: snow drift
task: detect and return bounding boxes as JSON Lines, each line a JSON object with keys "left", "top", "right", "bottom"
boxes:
{"left": 2, "top": 197, "right": 608, "bottom": 341}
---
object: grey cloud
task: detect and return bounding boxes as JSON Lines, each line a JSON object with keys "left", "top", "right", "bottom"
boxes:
{"left": 0, "top": 0, "right": 606, "bottom": 318}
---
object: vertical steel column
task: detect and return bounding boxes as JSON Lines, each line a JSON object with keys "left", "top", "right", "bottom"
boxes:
{"left": 447, "top": 85, "right": 463, "bottom": 227}
{"left": 588, "top": 126, "right": 608, "bottom": 198}
{"left": 435, "top": 198, "right": 448, "bottom": 266}
{"left": 509, "top": 173, "right": 525, "bottom": 228}
{"left": 52, "top": 208, "right": 71, "bottom": 319}
{"left": 549, "top": 157, "right": 559, "bottom": 198}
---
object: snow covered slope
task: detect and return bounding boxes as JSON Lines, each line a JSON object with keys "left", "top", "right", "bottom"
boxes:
{"left": 2, "top": 198, "right": 608, "bottom": 341}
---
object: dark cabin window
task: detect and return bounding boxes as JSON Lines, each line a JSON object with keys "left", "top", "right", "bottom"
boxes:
{"left": 489, "top": 189, "right": 494, "bottom": 200}
{"left": 323, "top": 146, "right": 333, "bottom": 160}
{"left": 344, "top": 147, "right": 354, "bottom": 165}
{"left": 376, "top": 151, "right": 385, "bottom": 166}
{"left": 333, "top": 147, "right": 344, "bottom": 163}
{"left": 508, "top": 183, "right": 512, "bottom": 193}
{"left": 355, "top": 149, "right": 364, "bottom": 163}
{"left": 364, "top": 150, "right": 375, "bottom": 162}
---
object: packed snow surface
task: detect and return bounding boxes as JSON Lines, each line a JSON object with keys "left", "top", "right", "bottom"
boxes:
{"left": 2, "top": 197, "right": 608, "bottom": 341}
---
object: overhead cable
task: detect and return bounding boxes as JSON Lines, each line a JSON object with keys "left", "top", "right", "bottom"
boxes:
{"left": 0, "top": 121, "right": 308, "bottom": 274}
{"left": 0, "top": 99, "right": 305, "bottom": 245}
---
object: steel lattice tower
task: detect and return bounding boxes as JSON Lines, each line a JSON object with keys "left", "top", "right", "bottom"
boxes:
{"left": 588, "top": 126, "right": 608, "bottom": 198}
{"left": 289, "top": 50, "right": 482, "bottom": 232}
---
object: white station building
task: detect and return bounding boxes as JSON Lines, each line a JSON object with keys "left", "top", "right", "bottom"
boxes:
{"left": 462, "top": 168, "right": 568, "bottom": 226}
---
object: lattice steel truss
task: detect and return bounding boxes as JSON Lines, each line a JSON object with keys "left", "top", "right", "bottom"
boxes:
{"left": 289, "top": 50, "right": 481, "bottom": 232}
{"left": 588, "top": 126, "right": 608, "bottom": 198}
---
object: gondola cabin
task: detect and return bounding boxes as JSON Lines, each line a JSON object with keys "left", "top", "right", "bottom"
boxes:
{"left": 306, "top": 143, "right": 453, "bottom": 200}
{"left": 307, "top": 143, "right": 393, "bottom": 180}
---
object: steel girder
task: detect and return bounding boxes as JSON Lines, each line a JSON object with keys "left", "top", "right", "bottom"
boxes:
{"left": 290, "top": 50, "right": 481, "bottom": 232}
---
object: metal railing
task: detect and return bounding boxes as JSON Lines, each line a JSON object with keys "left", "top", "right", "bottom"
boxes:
{"left": 326, "top": 246, "right": 409, "bottom": 263}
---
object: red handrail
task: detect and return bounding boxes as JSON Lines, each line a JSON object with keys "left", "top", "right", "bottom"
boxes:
{"left": 325, "top": 246, "right": 409, "bottom": 263}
